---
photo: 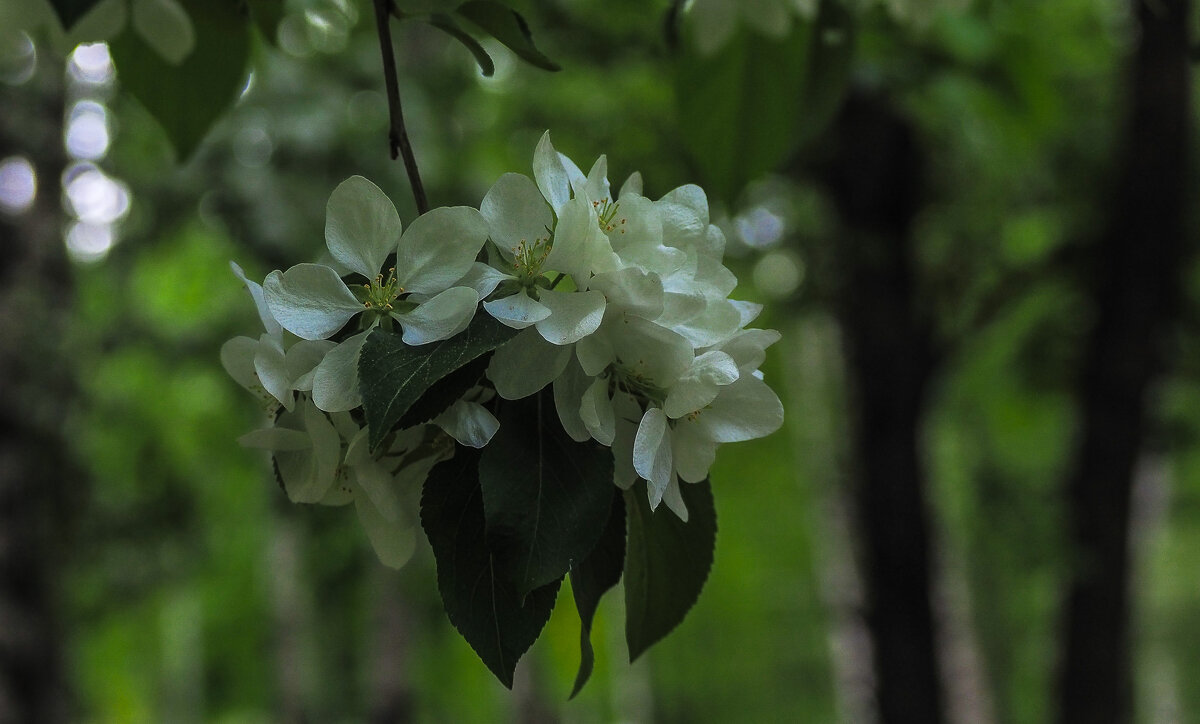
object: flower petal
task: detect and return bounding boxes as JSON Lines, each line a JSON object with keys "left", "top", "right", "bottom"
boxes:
{"left": 281, "top": 402, "right": 341, "bottom": 504}
{"left": 731, "top": 299, "right": 763, "bottom": 327}
{"left": 670, "top": 419, "right": 717, "bottom": 483}
{"left": 455, "top": 261, "right": 515, "bottom": 299}
{"left": 672, "top": 295, "right": 742, "bottom": 348}
{"left": 355, "top": 493, "right": 416, "bottom": 568}
{"left": 433, "top": 400, "right": 500, "bottom": 448}
{"left": 633, "top": 407, "right": 672, "bottom": 508}
{"left": 611, "top": 314, "right": 693, "bottom": 387}
{"left": 661, "top": 476, "right": 689, "bottom": 522}
{"left": 663, "top": 350, "right": 740, "bottom": 419}
{"left": 546, "top": 197, "right": 620, "bottom": 279}
{"left": 312, "top": 332, "right": 368, "bottom": 412}
{"left": 392, "top": 286, "right": 479, "bottom": 345}
{"left": 483, "top": 291, "right": 550, "bottom": 329}
{"left": 618, "top": 171, "right": 643, "bottom": 200}
{"left": 253, "top": 333, "right": 293, "bottom": 410}
{"left": 610, "top": 392, "right": 642, "bottom": 489}
{"left": 575, "top": 327, "right": 614, "bottom": 376}
{"left": 480, "top": 172, "right": 553, "bottom": 252}
{"left": 711, "top": 328, "right": 781, "bottom": 373}
{"left": 264, "top": 264, "right": 363, "bottom": 340}
{"left": 221, "top": 336, "right": 267, "bottom": 399}
{"left": 657, "top": 290, "right": 706, "bottom": 327}
{"left": 584, "top": 154, "right": 610, "bottom": 205}
{"left": 590, "top": 267, "right": 664, "bottom": 320}
{"left": 231, "top": 261, "right": 281, "bottom": 336}
{"left": 396, "top": 206, "right": 489, "bottom": 296}
{"left": 660, "top": 184, "right": 709, "bottom": 223}
{"left": 552, "top": 354, "right": 591, "bottom": 443}
{"left": 325, "top": 175, "right": 402, "bottom": 279}
{"left": 535, "top": 288, "right": 605, "bottom": 345}
{"left": 605, "top": 194, "right": 661, "bottom": 253}
{"left": 579, "top": 377, "right": 615, "bottom": 446}
{"left": 486, "top": 326, "right": 571, "bottom": 400}
{"left": 286, "top": 340, "right": 336, "bottom": 392}
{"left": 345, "top": 427, "right": 402, "bottom": 521}
{"left": 698, "top": 377, "right": 784, "bottom": 443}
{"left": 533, "top": 131, "right": 571, "bottom": 213}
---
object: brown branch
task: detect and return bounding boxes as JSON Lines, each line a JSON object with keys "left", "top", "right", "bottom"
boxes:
{"left": 372, "top": 0, "right": 430, "bottom": 215}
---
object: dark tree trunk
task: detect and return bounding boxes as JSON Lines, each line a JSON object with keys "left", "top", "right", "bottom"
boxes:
{"left": 1057, "top": 2, "right": 1192, "bottom": 723}
{"left": 821, "top": 94, "right": 944, "bottom": 724}
{"left": 0, "top": 57, "right": 72, "bottom": 724}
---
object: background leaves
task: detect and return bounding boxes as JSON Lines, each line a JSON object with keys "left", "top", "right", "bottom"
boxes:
{"left": 108, "top": 0, "right": 251, "bottom": 161}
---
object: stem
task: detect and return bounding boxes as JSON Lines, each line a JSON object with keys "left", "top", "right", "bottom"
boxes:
{"left": 372, "top": 0, "right": 430, "bottom": 215}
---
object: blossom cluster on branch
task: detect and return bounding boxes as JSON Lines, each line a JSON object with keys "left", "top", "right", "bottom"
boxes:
{"left": 223, "top": 132, "right": 783, "bottom": 567}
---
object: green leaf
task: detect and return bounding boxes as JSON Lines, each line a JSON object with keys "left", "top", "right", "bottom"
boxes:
{"left": 568, "top": 494, "right": 625, "bottom": 699}
{"left": 47, "top": 0, "right": 104, "bottom": 29}
{"left": 397, "top": 352, "right": 490, "bottom": 428}
{"left": 108, "top": 0, "right": 251, "bottom": 161}
{"left": 428, "top": 12, "right": 496, "bottom": 77}
{"left": 480, "top": 391, "right": 615, "bottom": 597}
{"left": 624, "top": 479, "right": 716, "bottom": 662}
{"left": 359, "top": 314, "right": 519, "bottom": 451}
{"left": 421, "top": 447, "right": 561, "bottom": 688}
{"left": 246, "top": 0, "right": 286, "bottom": 44}
{"left": 455, "top": 1, "right": 560, "bottom": 72}
{"left": 676, "top": 0, "right": 854, "bottom": 203}
{"left": 797, "top": 1, "right": 855, "bottom": 146}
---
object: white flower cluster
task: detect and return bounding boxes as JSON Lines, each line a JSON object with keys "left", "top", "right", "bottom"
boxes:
{"left": 223, "top": 132, "right": 783, "bottom": 563}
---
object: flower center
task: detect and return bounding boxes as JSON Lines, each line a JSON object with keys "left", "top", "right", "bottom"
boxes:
{"left": 609, "top": 361, "right": 667, "bottom": 405}
{"left": 593, "top": 197, "right": 626, "bottom": 234}
{"left": 362, "top": 267, "right": 402, "bottom": 313}
{"left": 512, "top": 237, "right": 551, "bottom": 283}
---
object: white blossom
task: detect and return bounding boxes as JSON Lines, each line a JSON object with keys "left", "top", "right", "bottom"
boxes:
{"left": 263, "top": 176, "right": 489, "bottom": 411}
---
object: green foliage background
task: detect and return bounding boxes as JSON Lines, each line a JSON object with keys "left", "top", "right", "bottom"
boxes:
{"left": 6, "top": 0, "right": 1200, "bottom": 721}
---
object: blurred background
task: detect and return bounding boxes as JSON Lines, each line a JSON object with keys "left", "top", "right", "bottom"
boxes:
{"left": 1, "top": 0, "right": 1198, "bottom": 722}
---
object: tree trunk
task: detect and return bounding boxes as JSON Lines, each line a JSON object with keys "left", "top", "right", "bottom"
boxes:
{"left": 1056, "top": 2, "right": 1192, "bottom": 722}
{"left": 821, "top": 93, "right": 944, "bottom": 724}
{"left": 0, "top": 55, "right": 72, "bottom": 724}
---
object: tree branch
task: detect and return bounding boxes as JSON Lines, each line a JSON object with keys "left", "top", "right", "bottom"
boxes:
{"left": 372, "top": 0, "right": 430, "bottom": 215}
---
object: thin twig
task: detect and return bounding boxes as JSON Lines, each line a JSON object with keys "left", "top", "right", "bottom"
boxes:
{"left": 372, "top": 0, "right": 430, "bottom": 214}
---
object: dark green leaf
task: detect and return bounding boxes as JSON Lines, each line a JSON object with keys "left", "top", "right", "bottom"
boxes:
{"left": 455, "top": 1, "right": 560, "bottom": 72}
{"left": 421, "top": 447, "right": 561, "bottom": 688}
{"left": 397, "top": 352, "right": 490, "bottom": 428}
{"left": 568, "top": 494, "right": 625, "bottom": 699}
{"left": 428, "top": 12, "right": 496, "bottom": 77}
{"left": 676, "top": 1, "right": 854, "bottom": 203}
{"left": 480, "top": 392, "right": 615, "bottom": 597}
{"left": 359, "top": 315, "right": 519, "bottom": 451}
{"left": 47, "top": 0, "right": 103, "bottom": 29}
{"left": 246, "top": 0, "right": 286, "bottom": 44}
{"left": 797, "top": 1, "right": 855, "bottom": 147}
{"left": 624, "top": 479, "right": 716, "bottom": 662}
{"left": 108, "top": 0, "right": 251, "bottom": 161}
